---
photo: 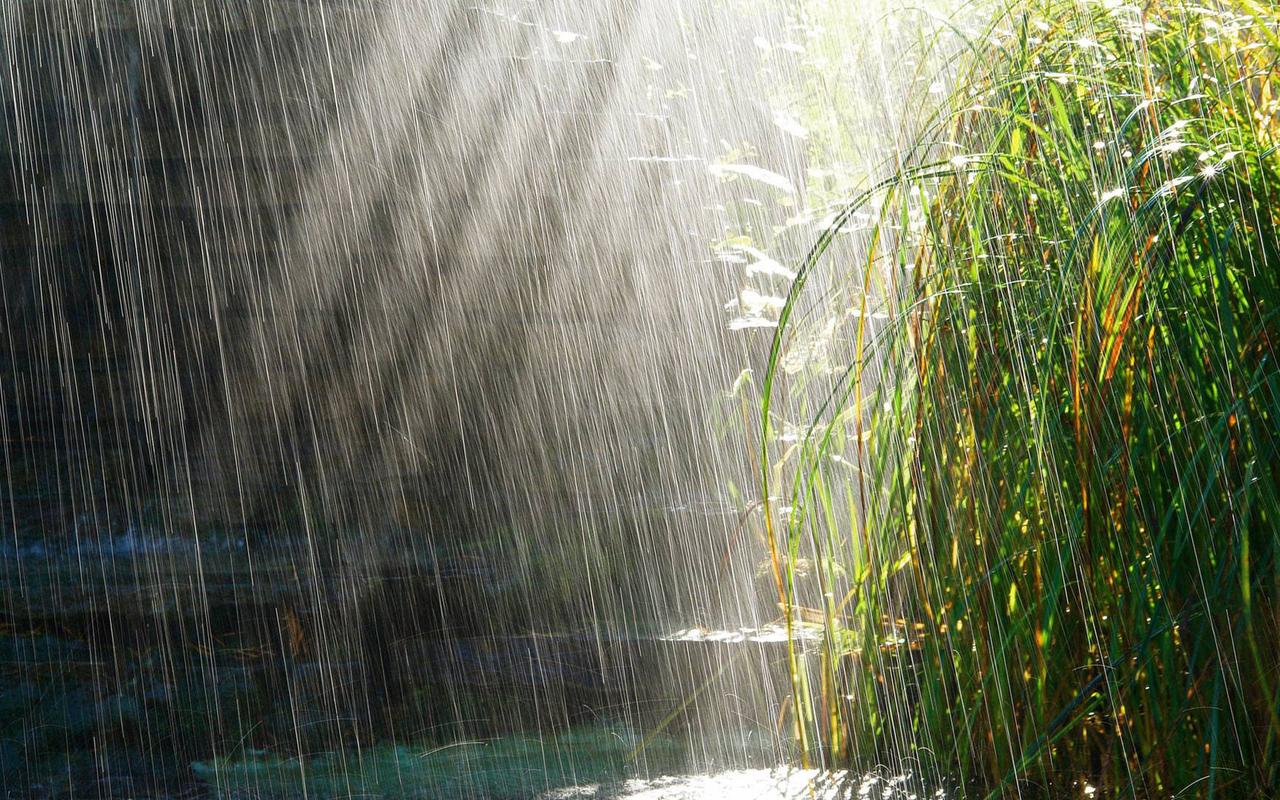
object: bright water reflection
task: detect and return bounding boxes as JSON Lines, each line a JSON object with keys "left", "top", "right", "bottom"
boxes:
{"left": 542, "top": 769, "right": 942, "bottom": 800}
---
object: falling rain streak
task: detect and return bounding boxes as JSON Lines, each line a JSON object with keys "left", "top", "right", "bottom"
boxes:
{"left": 5, "top": 0, "right": 1280, "bottom": 798}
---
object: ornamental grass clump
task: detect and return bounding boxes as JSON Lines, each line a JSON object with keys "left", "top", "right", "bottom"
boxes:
{"left": 764, "top": 1, "right": 1280, "bottom": 795}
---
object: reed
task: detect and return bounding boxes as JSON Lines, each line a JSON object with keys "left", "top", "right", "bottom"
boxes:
{"left": 763, "top": 1, "right": 1280, "bottom": 795}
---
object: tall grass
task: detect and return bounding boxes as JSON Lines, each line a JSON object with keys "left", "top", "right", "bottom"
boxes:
{"left": 762, "top": 0, "right": 1280, "bottom": 795}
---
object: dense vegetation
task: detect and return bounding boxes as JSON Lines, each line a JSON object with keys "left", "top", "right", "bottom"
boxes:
{"left": 764, "top": 0, "right": 1280, "bottom": 795}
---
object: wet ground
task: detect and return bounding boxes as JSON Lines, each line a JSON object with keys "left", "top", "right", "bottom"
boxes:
{"left": 1, "top": 531, "right": 815, "bottom": 799}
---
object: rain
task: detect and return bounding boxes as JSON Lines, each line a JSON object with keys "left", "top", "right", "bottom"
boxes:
{"left": 3, "top": 0, "right": 1279, "bottom": 798}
